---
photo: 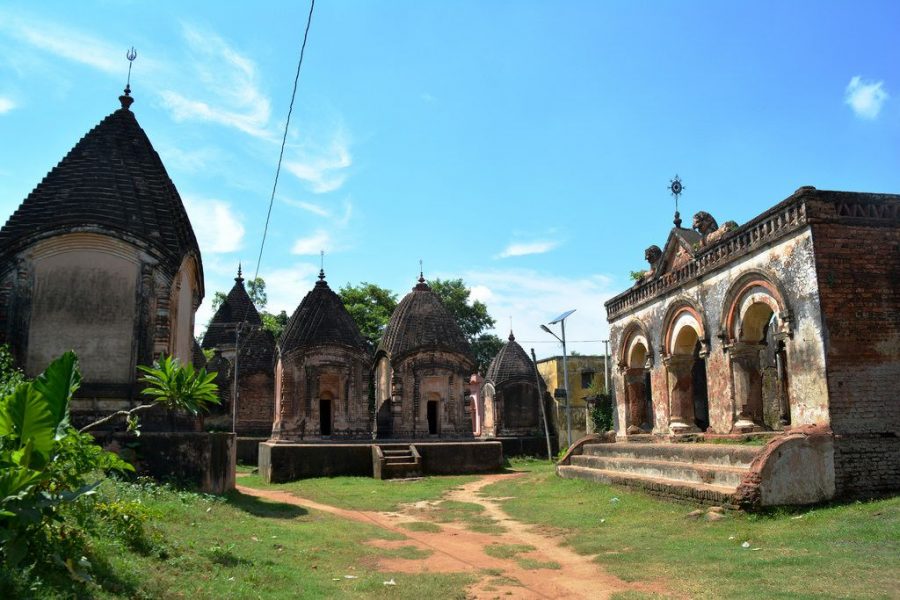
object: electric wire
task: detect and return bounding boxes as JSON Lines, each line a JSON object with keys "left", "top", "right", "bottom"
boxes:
{"left": 252, "top": 0, "right": 316, "bottom": 286}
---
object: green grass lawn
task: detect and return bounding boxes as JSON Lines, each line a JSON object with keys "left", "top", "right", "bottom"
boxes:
{"left": 14, "top": 479, "right": 472, "bottom": 599}
{"left": 238, "top": 472, "right": 476, "bottom": 512}
{"left": 484, "top": 458, "right": 900, "bottom": 600}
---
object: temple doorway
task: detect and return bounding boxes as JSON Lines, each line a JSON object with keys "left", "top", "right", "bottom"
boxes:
{"left": 319, "top": 398, "right": 332, "bottom": 436}
{"left": 427, "top": 400, "right": 439, "bottom": 435}
{"left": 692, "top": 341, "right": 709, "bottom": 431}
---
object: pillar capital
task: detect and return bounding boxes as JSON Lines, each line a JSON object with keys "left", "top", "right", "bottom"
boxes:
{"left": 663, "top": 353, "right": 694, "bottom": 377}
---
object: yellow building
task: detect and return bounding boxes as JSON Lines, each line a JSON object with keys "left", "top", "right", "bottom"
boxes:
{"left": 536, "top": 355, "right": 608, "bottom": 444}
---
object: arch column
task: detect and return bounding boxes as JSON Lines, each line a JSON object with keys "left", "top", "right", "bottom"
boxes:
{"left": 665, "top": 354, "right": 697, "bottom": 433}
{"left": 730, "top": 342, "right": 766, "bottom": 431}
{"left": 625, "top": 367, "right": 648, "bottom": 434}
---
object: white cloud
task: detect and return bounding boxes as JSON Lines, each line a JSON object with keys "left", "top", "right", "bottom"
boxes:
{"left": 0, "top": 97, "right": 14, "bottom": 114}
{"left": 284, "top": 128, "right": 352, "bottom": 193}
{"left": 0, "top": 16, "right": 123, "bottom": 74}
{"left": 291, "top": 229, "right": 331, "bottom": 255}
{"left": 496, "top": 240, "right": 560, "bottom": 258}
{"left": 159, "top": 24, "right": 272, "bottom": 138}
{"left": 845, "top": 76, "right": 889, "bottom": 119}
{"left": 260, "top": 263, "right": 320, "bottom": 315}
{"left": 156, "top": 144, "right": 221, "bottom": 173}
{"left": 182, "top": 196, "right": 245, "bottom": 253}
{"left": 280, "top": 197, "right": 331, "bottom": 217}
{"left": 421, "top": 92, "right": 436, "bottom": 103}
{"left": 460, "top": 268, "right": 616, "bottom": 359}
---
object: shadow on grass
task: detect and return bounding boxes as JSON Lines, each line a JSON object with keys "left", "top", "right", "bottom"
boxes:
{"left": 224, "top": 490, "right": 308, "bottom": 519}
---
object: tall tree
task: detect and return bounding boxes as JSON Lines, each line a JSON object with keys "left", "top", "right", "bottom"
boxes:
{"left": 338, "top": 282, "right": 398, "bottom": 353}
{"left": 428, "top": 278, "right": 503, "bottom": 373}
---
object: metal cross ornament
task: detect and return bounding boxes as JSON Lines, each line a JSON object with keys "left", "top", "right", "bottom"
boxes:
{"left": 668, "top": 174, "right": 686, "bottom": 227}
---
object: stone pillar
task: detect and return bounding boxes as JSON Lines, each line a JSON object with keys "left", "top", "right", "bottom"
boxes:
{"left": 469, "top": 373, "right": 484, "bottom": 436}
{"left": 625, "top": 367, "right": 647, "bottom": 434}
{"left": 730, "top": 342, "right": 765, "bottom": 432}
{"left": 391, "top": 373, "right": 404, "bottom": 437}
{"left": 665, "top": 354, "right": 697, "bottom": 433}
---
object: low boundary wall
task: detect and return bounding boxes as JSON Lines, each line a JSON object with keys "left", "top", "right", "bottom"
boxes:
{"left": 259, "top": 440, "right": 504, "bottom": 483}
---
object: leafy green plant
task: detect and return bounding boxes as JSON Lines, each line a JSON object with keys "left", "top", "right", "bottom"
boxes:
{"left": 80, "top": 355, "right": 220, "bottom": 434}
{"left": 629, "top": 270, "right": 647, "bottom": 281}
{"left": 588, "top": 393, "right": 614, "bottom": 433}
{"left": 0, "top": 344, "right": 23, "bottom": 397}
{"left": 137, "top": 356, "right": 219, "bottom": 415}
{"left": 0, "top": 352, "right": 133, "bottom": 568}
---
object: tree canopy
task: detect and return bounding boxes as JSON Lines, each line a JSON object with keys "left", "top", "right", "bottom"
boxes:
{"left": 338, "top": 278, "right": 503, "bottom": 372}
{"left": 338, "top": 282, "right": 398, "bottom": 353}
{"left": 428, "top": 278, "right": 503, "bottom": 372}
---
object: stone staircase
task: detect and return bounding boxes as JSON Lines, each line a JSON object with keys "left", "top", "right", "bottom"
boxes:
{"left": 373, "top": 444, "right": 423, "bottom": 480}
{"left": 558, "top": 442, "right": 764, "bottom": 507}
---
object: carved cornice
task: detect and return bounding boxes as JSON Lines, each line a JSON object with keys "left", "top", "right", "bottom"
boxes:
{"left": 607, "top": 192, "right": 810, "bottom": 321}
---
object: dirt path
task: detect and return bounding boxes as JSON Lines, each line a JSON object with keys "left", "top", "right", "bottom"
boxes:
{"left": 236, "top": 475, "right": 669, "bottom": 599}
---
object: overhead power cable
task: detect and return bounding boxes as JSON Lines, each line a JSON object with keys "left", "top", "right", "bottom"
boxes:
{"left": 252, "top": 0, "right": 316, "bottom": 285}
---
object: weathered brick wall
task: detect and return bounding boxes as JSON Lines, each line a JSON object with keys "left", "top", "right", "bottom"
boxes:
{"left": 812, "top": 221, "right": 900, "bottom": 496}
{"left": 236, "top": 372, "right": 275, "bottom": 436}
{"left": 275, "top": 346, "right": 370, "bottom": 440}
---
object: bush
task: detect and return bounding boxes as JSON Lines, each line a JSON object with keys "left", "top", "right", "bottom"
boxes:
{"left": 588, "top": 393, "right": 614, "bottom": 433}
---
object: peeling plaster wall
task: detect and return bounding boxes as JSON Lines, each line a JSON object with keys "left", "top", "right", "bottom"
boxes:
{"left": 610, "top": 227, "right": 829, "bottom": 435}
{"left": 25, "top": 236, "right": 140, "bottom": 382}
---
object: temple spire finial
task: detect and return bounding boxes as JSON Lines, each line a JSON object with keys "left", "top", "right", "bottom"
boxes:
{"left": 236, "top": 262, "right": 243, "bottom": 283}
{"left": 509, "top": 316, "right": 515, "bottom": 341}
{"left": 318, "top": 250, "right": 326, "bottom": 281}
{"left": 418, "top": 259, "right": 425, "bottom": 284}
{"left": 668, "top": 174, "right": 685, "bottom": 228}
{"left": 119, "top": 47, "right": 137, "bottom": 110}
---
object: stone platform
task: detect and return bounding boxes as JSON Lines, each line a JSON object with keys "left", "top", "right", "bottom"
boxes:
{"left": 558, "top": 428, "right": 836, "bottom": 509}
{"left": 259, "top": 440, "right": 504, "bottom": 483}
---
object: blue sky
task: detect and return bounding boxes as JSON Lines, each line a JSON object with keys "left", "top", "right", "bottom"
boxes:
{"left": 1, "top": 1, "right": 898, "bottom": 358}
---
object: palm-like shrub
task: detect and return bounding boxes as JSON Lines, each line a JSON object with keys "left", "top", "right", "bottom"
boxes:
{"left": 138, "top": 355, "right": 219, "bottom": 416}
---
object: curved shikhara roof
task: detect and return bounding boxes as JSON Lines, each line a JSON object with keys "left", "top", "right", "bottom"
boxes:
{"left": 485, "top": 332, "right": 539, "bottom": 387}
{"left": 378, "top": 277, "right": 473, "bottom": 362}
{"left": 0, "top": 97, "right": 201, "bottom": 277}
{"left": 279, "top": 274, "right": 367, "bottom": 355}
{"left": 201, "top": 272, "right": 262, "bottom": 349}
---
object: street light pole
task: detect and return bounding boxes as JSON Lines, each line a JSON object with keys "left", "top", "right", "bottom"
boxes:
{"left": 541, "top": 309, "right": 576, "bottom": 448}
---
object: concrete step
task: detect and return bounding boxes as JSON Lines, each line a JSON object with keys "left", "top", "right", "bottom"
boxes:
{"left": 582, "top": 442, "right": 761, "bottom": 468}
{"left": 383, "top": 462, "right": 423, "bottom": 479}
{"left": 385, "top": 456, "right": 415, "bottom": 464}
{"left": 558, "top": 465, "right": 738, "bottom": 508}
{"left": 570, "top": 454, "right": 749, "bottom": 488}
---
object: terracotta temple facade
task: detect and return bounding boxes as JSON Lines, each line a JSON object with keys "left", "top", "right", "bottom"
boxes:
{"left": 201, "top": 267, "right": 276, "bottom": 436}
{"left": 605, "top": 187, "right": 900, "bottom": 498}
{"left": 477, "top": 332, "right": 548, "bottom": 438}
{"left": 271, "top": 269, "right": 370, "bottom": 441}
{"left": 0, "top": 89, "right": 204, "bottom": 428}
{"left": 373, "top": 274, "right": 477, "bottom": 439}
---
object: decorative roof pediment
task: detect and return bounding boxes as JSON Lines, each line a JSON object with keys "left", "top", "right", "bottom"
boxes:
{"left": 649, "top": 227, "right": 701, "bottom": 279}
